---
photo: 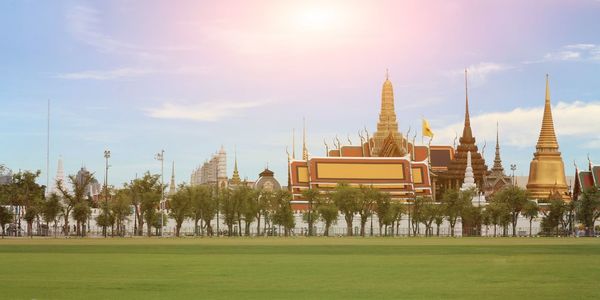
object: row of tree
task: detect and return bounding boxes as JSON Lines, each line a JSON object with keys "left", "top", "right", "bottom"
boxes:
{"left": 1, "top": 167, "right": 599, "bottom": 237}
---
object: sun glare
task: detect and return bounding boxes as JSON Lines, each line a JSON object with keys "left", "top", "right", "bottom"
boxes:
{"left": 293, "top": 5, "right": 343, "bottom": 32}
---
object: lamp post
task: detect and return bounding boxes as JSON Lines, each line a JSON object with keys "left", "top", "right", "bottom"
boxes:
{"left": 103, "top": 150, "right": 111, "bottom": 237}
{"left": 155, "top": 150, "right": 165, "bottom": 237}
{"left": 510, "top": 164, "right": 517, "bottom": 186}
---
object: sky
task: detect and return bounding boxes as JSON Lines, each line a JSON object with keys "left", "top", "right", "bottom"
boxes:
{"left": 1, "top": 0, "right": 600, "bottom": 188}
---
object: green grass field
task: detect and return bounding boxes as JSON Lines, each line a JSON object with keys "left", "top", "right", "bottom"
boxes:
{"left": 0, "top": 237, "right": 598, "bottom": 299}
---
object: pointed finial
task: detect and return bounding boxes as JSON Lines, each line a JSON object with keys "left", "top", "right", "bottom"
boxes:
{"left": 545, "top": 74, "right": 550, "bottom": 102}
{"left": 465, "top": 68, "right": 470, "bottom": 126}
{"left": 302, "top": 117, "right": 308, "bottom": 160}
{"left": 292, "top": 128, "right": 296, "bottom": 159}
{"left": 385, "top": 68, "right": 389, "bottom": 80}
{"left": 588, "top": 153, "right": 593, "bottom": 171}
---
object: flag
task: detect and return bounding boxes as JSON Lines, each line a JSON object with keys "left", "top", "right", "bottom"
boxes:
{"left": 422, "top": 118, "right": 434, "bottom": 138}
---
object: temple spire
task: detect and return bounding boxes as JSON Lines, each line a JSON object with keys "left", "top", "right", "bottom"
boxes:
{"left": 492, "top": 122, "right": 505, "bottom": 174}
{"left": 231, "top": 147, "right": 241, "bottom": 185}
{"left": 536, "top": 74, "right": 559, "bottom": 151}
{"left": 168, "top": 161, "right": 176, "bottom": 196}
{"left": 302, "top": 117, "right": 308, "bottom": 160}
{"left": 292, "top": 128, "right": 296, "bottom": 159}
{"left": 461, "top": 69, "right": 474, "bottom": 143}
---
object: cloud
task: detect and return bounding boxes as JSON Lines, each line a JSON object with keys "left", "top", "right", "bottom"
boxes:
{"left": 56, "top": 67, "right": 153, "bottom": 80}
{"left": 449, "top": 62, "right": 513, "bottom": 85}
{"left": 144, "top": 100, "right": 269, "bottom": 122}
{"left": 434, "top": 101, "right": 600, "bottom": 149}
{"left": 541, "top": 44, "right": 600, "bottom": 62}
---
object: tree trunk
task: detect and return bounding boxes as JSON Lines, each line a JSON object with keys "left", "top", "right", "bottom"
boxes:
{"left": 256, "top": 214, "right": 261, "bottom": 236}
{"left": 194, "top": 219, "right": 199, "bottom": 236}
{"left": 512, "top": 214, "right": 518, "bottom": 237}
{"left": 360, "top": 219, "right": 367, "bottom": 237}
{"left": 529, "top": 219, "right": 533, "bottom": 237}
{"left": 147, "top": 222, "right": 152, "bottom": 237}
{"left": 245, "top": 221, "right": 251, "bottom": 236}
{"left": 63, "top": 212, "right": 70, "bottom": 236}
{"left": 346, "top": 219, "right": 353, "bottom": 236}
{"left": 175, "top": 223, "right": 181, "bottom": 237}
{"left": 436, "top": 224, "right": 440, "bottom": 237}
{"left": 324, "top": 222, "right": 331, "bottom": 236}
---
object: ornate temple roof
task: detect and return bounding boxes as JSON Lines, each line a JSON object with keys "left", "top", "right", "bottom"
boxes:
{"left": 536, "top": 75, "right": 560, "bottom": 151}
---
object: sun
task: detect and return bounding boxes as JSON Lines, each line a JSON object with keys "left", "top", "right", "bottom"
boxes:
{"left": 292, "top": 5, "right": 343, "bottom": 32}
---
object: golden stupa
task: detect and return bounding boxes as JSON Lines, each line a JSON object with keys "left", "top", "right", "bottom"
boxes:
{"left": 526, "top": 75, "right": 569, "bottom": 201}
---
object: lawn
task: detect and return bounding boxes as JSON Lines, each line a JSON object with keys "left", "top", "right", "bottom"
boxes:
{"left": 0, "top": 237, "right": 598, "bottom": 299}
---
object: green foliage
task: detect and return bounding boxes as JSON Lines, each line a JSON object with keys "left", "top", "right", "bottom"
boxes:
{"left": 441, "top": 188, "right": 472, "bottom": 236}
{"left": 492, "top": 186, "right": 529, "bottom": 236}
{"left": 522, "top": 200, "right": 539, "bottom": 237}
{"left": 272, "top": 190, "right": 295, "bottom": 236}
{"left": 111, "top": 189, "right": 132, "bottom": 236}
{"left": 188, "top": 185, "right": 214, "bottom": 236}
{"left": 541, "top": 198, "right": 567, "bottom": 236}
{"left": 169, "top": 185, "right": 193, "bottom": 237}
{"left": 301, "top": 188, "right": 321, "bottom": 236}
{"left": 126, "top": 172, "right": 162, "bottom": 236}
{"left": 576, "top": 187, "right": 600, "bottom": 236}
{"left": 331, "top": 183, "right": 359, "bottom": 236}
{"left": 0, "top": 206, "right": 13, "bottom": 237}
{"left": 317, "top": 196, "right": 338, "bottom": 237}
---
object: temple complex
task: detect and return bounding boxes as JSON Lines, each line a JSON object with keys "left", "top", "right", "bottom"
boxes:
{"left": 526, "top": 75, "right": 570, "bottom": 201}
{"left": 288, "top": 73, "right": 435, "bottom": 209}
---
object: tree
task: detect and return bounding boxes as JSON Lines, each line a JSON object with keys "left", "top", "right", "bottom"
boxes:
{"left": 9, "top": 170, "right": 44, "bottom": 237}
{"left": 57, "top": 172, "right": 94, "bottom": 236}
{"left": 72, "top": 200, "right": 91, "bottom": 237}
{"left": 541, "top": 198, "right": 567, "bottom": 236}
{"left": 256, "top": 190, "right": 274, "bottom": 236}
{"left": 201, "top": 187, "right": 218, "bottom": 236}
{"left": 332, "top": 183, "right": 359, "bottom": 236}
{"left": 441, "top": 189, "right": 471, "bottom": 237}
{"left": 461, "top": 205, "right": 482, "bottom": 236}
{"left": 301, "top": 188, "right": 320, "bottom": 236}
{"left": 375, "top": 192, "right": 391, "bottom": 236}
{"left": 170, "top": 184, "right": 193, "bottom": 237}
{"left": 42, "top": 193, "right": 63, "bottom": 237}
{"left": 240, "top": 187, "right": 259, "bottom": 236}
{"left": 272, "top": 190, "right": 295, "bottom": 236}
{"left": 420, "top": 199, "right": 438, "bottom": 237}
{"left": 390, "top": 201, "right": 406, "bottom": 236}
{"left": 356, "top": 186, "right": 377, "bottom": 237}
{"left": 522, "top": 200, "right": 539, "bottom": 237}
{"left": 95, "top": 200, "right": 114, "bottom": 237}
{"left": 487, "top": 201, "right": 510, "bottom": 237}
{"left": 188, "top": 185, "right": 212, "bottom": 236}
{"left": 576, "top": 187, "right": 600, "bottom": 237}
{"left": 220, "top": 188, "right": 237, "bottom": 236}
{"left": 433, "top": 204, "right": 445, "bottom": 237}
{"left": 493, "top": 186, "right": 529, "bottom": 236}
{"left": 111, "top": 189, "right": 132, "bottom": 237}
{"left": 318, "top": 199, "right": 338, "bottom": 237}
{"left": 126, "top": 173, "right": 162, "bottom": 236}
{"left": 0, "top": 206, "right": 13, "bottom": 238}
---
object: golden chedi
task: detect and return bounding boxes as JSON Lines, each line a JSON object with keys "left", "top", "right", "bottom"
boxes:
{"left": 526, "top": 75, "right": 569, "bottom": 201}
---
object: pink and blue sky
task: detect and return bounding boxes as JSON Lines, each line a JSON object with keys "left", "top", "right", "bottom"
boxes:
{"left": 1, "top": 0, "right": 600, "bottom": 187}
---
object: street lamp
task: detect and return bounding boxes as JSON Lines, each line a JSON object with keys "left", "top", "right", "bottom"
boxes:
{"left": 103, "top": 149, "right": 111, "bottom": 237}
{"left": 155, "top": 150, "right": 165, "bottom": 237}
{"left": 510, "top": 164, "right": 517, "bottom": 186}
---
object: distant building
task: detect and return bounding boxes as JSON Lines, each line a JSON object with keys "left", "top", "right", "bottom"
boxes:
{"left": 190, "top": 146, "right": 228, "bottom": 188}
{"left": 573, "top": 159, "right": 599, "bottom": 201}
{"left": 253, "top": 168, "right": 281, "bottom": 192}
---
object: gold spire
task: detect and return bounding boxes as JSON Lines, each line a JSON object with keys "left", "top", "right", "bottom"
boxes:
{"left": 302, "top": 117, "right": 308, "bottom": 160}
{"left": 526, "top": 74, "right": 569, "bottom": 201}
{"left": 231, "top": 147, "right": 241, "bottom": 185}
{"left": 372, "top": 70, "right": 405, "bottom": 156}
{"left": 536, "top": 74, "right": 559, "bottom": 151}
